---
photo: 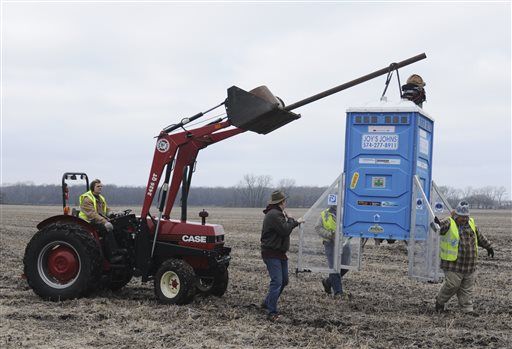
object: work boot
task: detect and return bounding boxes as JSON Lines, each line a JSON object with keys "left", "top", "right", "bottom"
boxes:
{"left": 108, "top": 248, "right": 127, "bottom": 264}
{"left": 334, "top": 292, "right": 351, "bottom": 301}
{"left": 435, "top": 301, "right": 446, "bottom": 313}
{"left": 463, "top": 310, "right": 479, "bottom": 317}
{"left": 108, "top": 254, "right": 124, "bottom": 264}
{"left": 321, "top": 278, "right": 331, "bottom": 295}
{"left": 109, "top": 256, "right": 123, "bottom": 264}
{"left": 267, "top": 312, "right": 281, "bottom": 322}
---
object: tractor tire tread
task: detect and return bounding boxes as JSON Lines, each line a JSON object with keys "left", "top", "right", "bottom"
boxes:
{"left": 23, "top": 223, "right": 102, "bottom": 301}
{"left": 154, "top": 259, "right": 196, "bottom": 305}
{"left": 210, "top": 269, "right": 229, "bottom": 297}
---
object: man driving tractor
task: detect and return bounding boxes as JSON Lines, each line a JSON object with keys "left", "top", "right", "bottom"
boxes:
{"left": 79, "top": 179, "right": 124, "bottom": 263}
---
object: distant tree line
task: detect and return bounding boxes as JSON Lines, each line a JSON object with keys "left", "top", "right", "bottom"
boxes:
{"left": 0, "top": 175, "right": 326, "bottom": 208}
{"left": 1, "top": 177, "right": 509, "bottom": 210}
{"left": 438, "top": 185, "right": 510, "bottom": 209}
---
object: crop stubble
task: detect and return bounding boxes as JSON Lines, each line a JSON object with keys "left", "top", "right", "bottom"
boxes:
{"left": 1, "top": 205, "right": 511, "bottom": 348}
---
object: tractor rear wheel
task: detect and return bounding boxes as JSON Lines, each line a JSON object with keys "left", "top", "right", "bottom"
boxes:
{"left": 23, "top": 223, "right": 102, "bottom": 301}
{"left": 154, "top": 259, "right": 196, "bottom": 305}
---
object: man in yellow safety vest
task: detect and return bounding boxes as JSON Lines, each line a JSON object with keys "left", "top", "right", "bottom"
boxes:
{"left": 79, "top": 179, "right": 123, "bottom": 263}
{"left": 316, "top": 205, "right": 351, "bottom": 299}
{"left": 79, "top": 179, "right": 111, "bottom": 225}
{"left": 434, "top": 201, "right": 494, "bottom": 314}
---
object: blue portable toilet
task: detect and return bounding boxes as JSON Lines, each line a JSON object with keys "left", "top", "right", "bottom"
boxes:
{"left": 342, "top": 100, "right": 434, "bottom": 241}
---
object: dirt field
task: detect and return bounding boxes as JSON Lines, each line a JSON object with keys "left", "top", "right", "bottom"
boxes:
{"left": 1, "top": 205, "right": 511, "bottom": 348}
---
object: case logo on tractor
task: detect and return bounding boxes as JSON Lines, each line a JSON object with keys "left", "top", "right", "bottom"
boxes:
{"left": 182, "top": 235, "right": 207, "bottom": 243}
{"left": 156, "top": 139, "right": 170, "bottom": 153}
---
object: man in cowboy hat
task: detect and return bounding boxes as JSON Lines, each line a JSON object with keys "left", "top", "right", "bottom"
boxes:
{"left": 434, "top": 201, "right": 494, "bottom": 314}
{"left": 260, "top": 190, "right": 304, "bottom": 321}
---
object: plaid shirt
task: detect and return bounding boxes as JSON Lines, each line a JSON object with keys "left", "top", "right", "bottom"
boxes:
{"left": 439, "top": 217, "right": 492, "bottom": 273}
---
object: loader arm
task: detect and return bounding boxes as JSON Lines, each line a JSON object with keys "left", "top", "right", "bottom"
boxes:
{"left": 141, "top": 52, "right": 427, "bottom": 230}
{"left": 141, "top": 120, "right": 245, "bottom": 219}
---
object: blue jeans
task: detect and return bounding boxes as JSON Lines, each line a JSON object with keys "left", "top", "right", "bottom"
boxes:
{"left": 324, "top": 240, "right": 351, "bottom": 294}
{"left": 263, "top": 258, "right": 288, "bottom": 314}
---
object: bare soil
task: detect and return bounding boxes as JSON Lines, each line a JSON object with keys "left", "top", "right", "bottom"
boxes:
{"left": 1, "top": 205, "right": 511, "bottom": 348}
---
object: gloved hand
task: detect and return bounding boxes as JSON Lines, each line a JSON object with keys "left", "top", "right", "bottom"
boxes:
{"left": 486, "top": 247, "right": 494, "bottom": 258}
{"left": 108, "top": 211, "right": 125, "bottom": 219}
{"left": 104, "top": 221, "right": 114, "bottom": 232}
{"left": 434, "top": 216, "right": 441, "bottom": 225}
{"left": 430, "top": 221, "right": 440, "bottom": 232}
{"left": 297, "top": 217, "right": 305, "bottom": 224}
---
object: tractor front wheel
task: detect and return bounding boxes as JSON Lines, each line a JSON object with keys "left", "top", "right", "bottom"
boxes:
{"left": 210, "top": 269, "right": 229, "bottom": 297}
{"left": 196, "top": 269, "right": 229, "bottom": 297}
{"left": 23, "top": 223, "right": 102, "bottom": 301}
{"left": 154, "top": 259, "right": 196, "bottom": 305}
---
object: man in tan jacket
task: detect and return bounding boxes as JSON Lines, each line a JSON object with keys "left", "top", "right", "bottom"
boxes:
{"left": 79, "top": 179, "right": 123, "bottom": 263}
{"left": 79, "top": 179, "right": 111, "bottom": 226}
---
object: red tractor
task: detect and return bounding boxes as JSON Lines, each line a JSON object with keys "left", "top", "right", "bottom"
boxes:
{"left": 23, "top": 54, "right": 426, "bottom": 304}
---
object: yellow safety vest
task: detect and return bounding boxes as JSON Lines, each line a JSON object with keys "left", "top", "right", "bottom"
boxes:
{"left": 440, "top": 217, "right": 477, "bottom": 261}
{"left": 78, "top": 190, "right": 107, "bottom": 222}
{"left": 321, "top": 210, "right": 336, "bottom": 232}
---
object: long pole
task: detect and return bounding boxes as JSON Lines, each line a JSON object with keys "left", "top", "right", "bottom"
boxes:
{"left": 284, "top": 53, "right": 427, "bottom": 111}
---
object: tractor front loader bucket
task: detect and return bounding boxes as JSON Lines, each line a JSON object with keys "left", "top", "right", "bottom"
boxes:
{"left": 225, "top": 52, "right": 427, "bottom": 134}
{"left": 225, "top": 86, "right": 300, "bottom": 134}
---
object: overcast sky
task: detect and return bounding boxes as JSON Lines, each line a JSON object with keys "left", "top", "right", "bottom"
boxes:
{"left": 1, "top": 1, "right": 511, "bottom": 198}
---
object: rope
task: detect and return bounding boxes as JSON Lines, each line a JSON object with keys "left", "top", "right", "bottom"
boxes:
{"left": 380, "top": 63, "right": 401, "bottom": 101}
{"left": 396, "top": 67, "right": 402, "bottom": 98}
